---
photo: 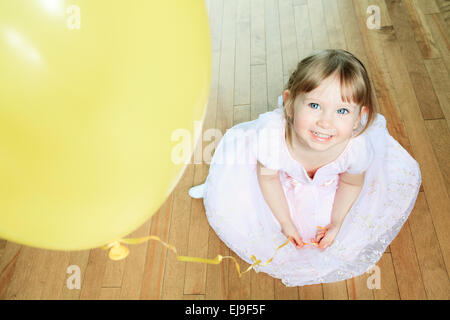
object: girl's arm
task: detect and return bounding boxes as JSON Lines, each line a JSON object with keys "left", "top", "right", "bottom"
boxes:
{"left": 256, "top": 161, "right": 304, "bottom": 247}
{"left": 330, "top": 171, "right": 365, "bottom": 227}
{"left": 316, "top": 171, "right": 366, "bottom": 249}
{"left": 256, "top": 161, "right": 292, "bottom": 227}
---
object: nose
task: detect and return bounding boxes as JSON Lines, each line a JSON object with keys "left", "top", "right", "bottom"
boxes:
{"left": 316, "top": 113, "right": 333, "bottom": 130}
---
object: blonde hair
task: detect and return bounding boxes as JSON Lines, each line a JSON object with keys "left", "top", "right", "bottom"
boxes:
{"left": 283, "top": 49, "right": 377, "bottom": 147}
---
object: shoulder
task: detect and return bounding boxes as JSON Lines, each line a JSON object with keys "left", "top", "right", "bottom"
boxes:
{"left": 224, "top": 108, "right": 284, "bottom": 137}
{"left": 344, "top": 113, "right": 389, "bottom": 174}
{"left": 255, "top": 108, "right": 286, "bottom": 170}
{"left": 339, "top": 170, "right": 366, "bottom": 186}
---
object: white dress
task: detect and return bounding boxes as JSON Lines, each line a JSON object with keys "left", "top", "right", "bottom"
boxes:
{"left": 200, "top": 102, "right": 422, "bottom": 287}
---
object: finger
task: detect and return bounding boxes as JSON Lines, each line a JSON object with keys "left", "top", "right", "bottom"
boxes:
{"left": 289, "top": 237, "right": 297, "bottom": 246}
{"left": 319, "top": 237, "right": 333, "bottom": 249}
{"left": 318, "top": 236, "right": 329, "bottom": 248}
{"left": 290, "top": 237, "right": 302, "bottom": 248}
{"left": 288, "top": 236, "right": 297, "bottom": 246}
{"left": 296, "top": 237, "right": 304, "bottom": 248}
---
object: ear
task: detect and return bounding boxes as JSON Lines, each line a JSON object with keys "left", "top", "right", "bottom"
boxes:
{"left": 283, "top": 89, "right": 291, "bottom": 103}
{"left": 358, "top": 106, "right": 368, "bottom": 121}
{"left": 354, "top": 106, "right": 368, "bottom": 130}
{"left": 360, "top": 106, "right": 368, "bottom": 116}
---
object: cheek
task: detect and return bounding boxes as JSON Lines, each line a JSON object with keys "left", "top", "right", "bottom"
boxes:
{"left": 294, "top": 116, "right": 312, "bottom": 133}
{"left": 337, "top": 120, "right": 356, "bottom": 136}
{"left": 293, "top": 110, "right": 314, "bottom": 131}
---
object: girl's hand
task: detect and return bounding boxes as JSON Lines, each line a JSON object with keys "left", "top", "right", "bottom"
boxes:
{"left": 315, "top": 223, "right": 341, "bottom": 250}
{"left": 281, "top": 221, "right": 304, "bottom": 249}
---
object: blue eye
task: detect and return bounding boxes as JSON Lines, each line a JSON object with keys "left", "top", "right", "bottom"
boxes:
{"left": 309, "top": 103, "right": 319, "bottom": 109}
{"left": 337, "top": 108, "right": 349, "bottom": 115}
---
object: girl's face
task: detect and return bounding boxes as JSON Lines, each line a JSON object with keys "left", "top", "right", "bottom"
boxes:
{"left": 284, "top": 75, "right": 367, "bottom": 155}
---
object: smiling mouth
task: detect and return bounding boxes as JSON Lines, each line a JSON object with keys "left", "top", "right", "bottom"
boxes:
{"left": 311, "top": 130, "right": 334, "bottom": 139}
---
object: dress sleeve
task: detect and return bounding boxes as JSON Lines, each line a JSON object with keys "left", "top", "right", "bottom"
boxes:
{"left": 254, "top": 109, "right": 286, "bottom": 171}
{"left": 345, "top": 134, "right": 374, "bottom": 174}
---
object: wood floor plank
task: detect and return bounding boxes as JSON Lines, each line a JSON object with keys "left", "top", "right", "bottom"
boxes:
{"left": 390, "top": 222, "right": 427, "bottom": 299}
{"left": 373, "top": 253, "right": 400, "bottom": 299}
{"left": 205, "top": 231, "right": 230, "bottom": 300}
{"left": 265, "top": 0, "right": 284, "bottom": 109}
{"left": 337, "top": 0, "right": 370, "bottom": 69}
{"left": 183, "top": 294, "right": 205, "bottom": 300}
{"left": 308, "top": 0, "right": 330, "bottom": 49}
{"left": 0, "top": 242, "right": 22, "bottom": 299}
{"left": 234, "top": 0, "right": 251, "bottom": 106}
{"left": 79, "top": 247, "right": 109, "bottom": 300}
{"left": 294, "top": 4, "right": 313, "bottom": 61}
{"left": 381, "top": 32, "right": 450, "bottom": 278}
{"left": 346, "top": 273, "right": 375, "bottom": 300}
{"left": 424, "top": 12, "right": 450, "bottom": 76}
{"left": 424, "top": 119, "right": 450, "bottom": 196}
{"left": 184, "top": 166, "right": 210, "bottom": 295}
{"left": 99, "top": 287, "right": 121, "bottom": 300}
{"left": 414, "top": 0, "right": 441, "bottom": 14}
{"left": 216, "top": 0, "right": 237, "bottom": 130}
{"left": 250, "top": 270, "right": 275, "bottom": 300}
{"left": 293, "top": 0, "right": 307, "bottom": 6}
{"left": 424, "top": 58, "right": 450, "bottom": 130}
{"left": 402, "top": 0, "right": 441, "bottom": 59}
{"left": 322, "top": 0, "right": 347, "bottom": 50}
{"left": 39, "top": 251, "right": 71, "bottom": 299}
{"left": 407, "top": 192, "right": 449, "bottom": 299}
{"left": 251, "top": 0, "right": 266, "bottom": 66}
{"left": 251, "top": 64, "right": 269, "bottom": 119}
{"left": 353, "top": 0, "right": 412, "bottom": 152}
{"left": 161, "top": 167, "right": 194, "bottom": 300}
{"left": 298, "top": 283, "right": 324, "bottom": 300}
{"left": 322, "top": 280, "right": 349, "bottom": 300}
{"left": 233, "top": 105, "right": 251, "bottom": 125}
{"left": 102, "top": 252, "right": 126, "bottom": 289}
{"left": 4, "top": 247, "right": 45, "bottom": 299}
{"left": 227, "top": 251, "right": 252, "bottom": 300}
{"left": 386, "top": 0, "right": 443, "bottom": 120}
{"left": 275, "top": 279, "right": 299, "bottom": 300}
{"left": 279, "top": 0, "right": 300, "bottom": 77}
{"left": 434, "top": 0, "right": 450, "bottom": 28}
{"left": 119, "top": 217, "right": 152, "bottom": 299}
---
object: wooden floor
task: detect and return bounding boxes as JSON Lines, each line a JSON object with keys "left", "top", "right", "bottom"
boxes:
{"left": 1, "top": 0, "right": 449, "bottom": 300}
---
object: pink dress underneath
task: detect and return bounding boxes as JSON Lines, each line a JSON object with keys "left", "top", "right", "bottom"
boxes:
{"left": 202, "top": 106, "right": 421, "bottom": 286}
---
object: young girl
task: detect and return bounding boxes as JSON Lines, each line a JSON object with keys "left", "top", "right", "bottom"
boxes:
{"left": 189, "top": 49, "right": 421, "bottom": 287}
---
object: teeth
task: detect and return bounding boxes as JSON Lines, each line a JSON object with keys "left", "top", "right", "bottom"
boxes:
{"left": 312, "top": 131, "right": 332, "bottom": 138}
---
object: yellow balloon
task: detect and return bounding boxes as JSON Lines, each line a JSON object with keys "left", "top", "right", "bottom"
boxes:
{"left": 0, "top": 0, "right": 211, "bottom": 250}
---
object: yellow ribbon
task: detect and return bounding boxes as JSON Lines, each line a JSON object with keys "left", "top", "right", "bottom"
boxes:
{"left": 102, "top": 226, "right": 324, "bottom": 278}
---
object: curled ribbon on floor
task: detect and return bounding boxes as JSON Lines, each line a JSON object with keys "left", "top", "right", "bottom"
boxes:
{"left": 102, "top": 226, "right": 323, "bottom": 278}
